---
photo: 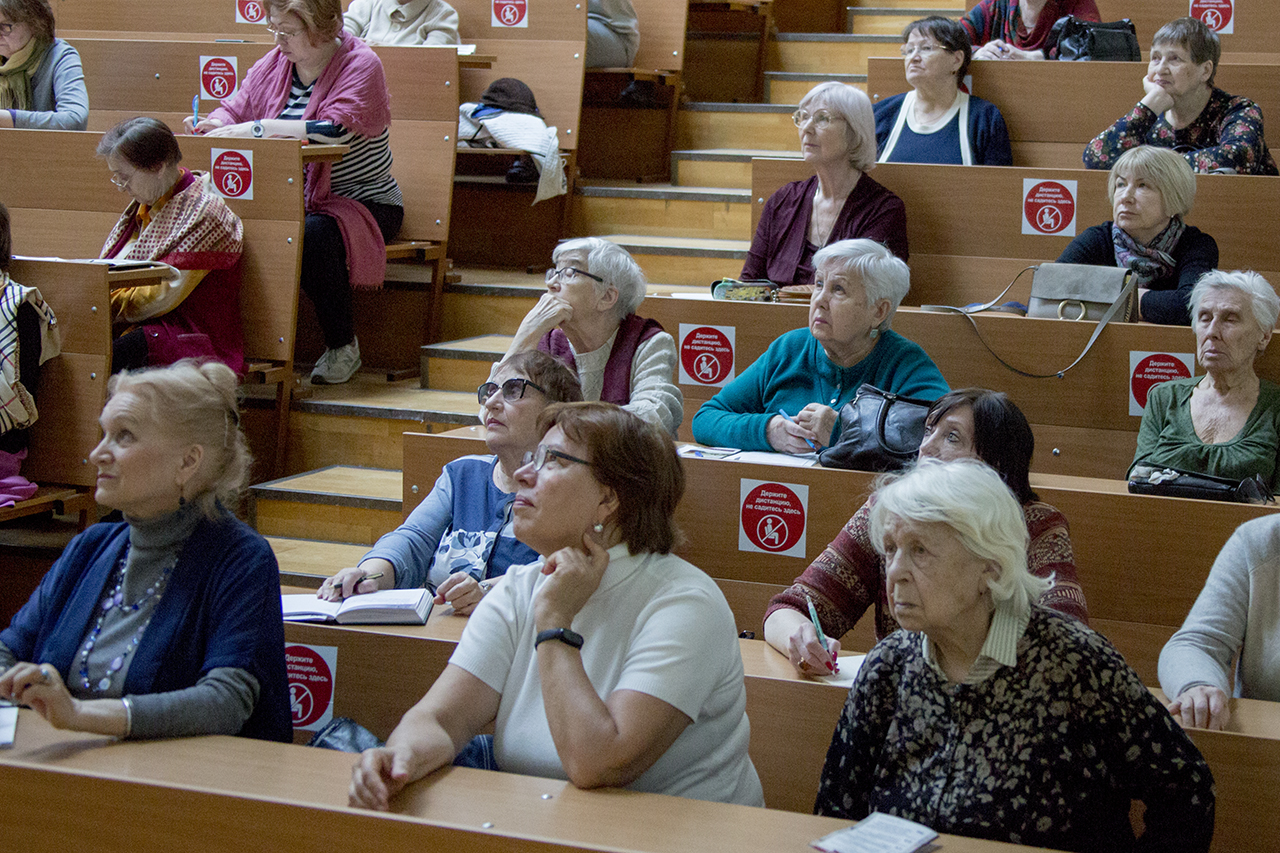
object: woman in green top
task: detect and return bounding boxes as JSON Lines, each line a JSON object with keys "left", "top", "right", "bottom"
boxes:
{"left": 1130, "top": 269, "right": 1280, "bottom": 487}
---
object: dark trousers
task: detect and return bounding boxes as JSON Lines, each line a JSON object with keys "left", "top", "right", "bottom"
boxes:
{"left": 302, "top": 200, "right": 403, "bottom": 350}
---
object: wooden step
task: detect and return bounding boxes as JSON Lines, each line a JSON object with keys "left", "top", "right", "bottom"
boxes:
{"left": 250, "top": 465, "right": 403, "bottom": 545}
{"left": 671, "top": 148, "right": 802, "bottom": 189}
{"left": 421, "top": 334, "right": 509, "bottom": 391}
{"left": 594, "top": 234, "right": 749, "bottom": 287}
{"left": 677, "top": 102, "right": 798, "bottom": 151}
{"left": 269, "top": 535, "right": 368, "bottom": 587}
{"left": 573, "top": 181, "right": 752, "bottom": 241}
{"left": 770, "top": 33, "right": 900, "bottom": 75}
{"left": 764, "top": 72, "right": 866, "bottom": 105}
{"left": 845, "top": 7, "right": 960, "bottom": 35}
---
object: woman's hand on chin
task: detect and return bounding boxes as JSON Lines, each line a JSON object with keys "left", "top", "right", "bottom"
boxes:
{"left": 1141, "top": 74, "right": 1176, "bottom": 114}
{"left": 508, "top": 293, "right": 574, "bottom": 354}
{"left": 534, "top": 534, "right": 611, "bottom": 631}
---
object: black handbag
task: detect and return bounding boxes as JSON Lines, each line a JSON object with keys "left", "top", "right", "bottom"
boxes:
{"left": 1128, "top": 464, "right": 1275, "bottom": 505}
{"left": 306, "top": 716, "right": 385, "bottom": 753}
{"left": 1049, "top": 15, "right": 1141, "bottom": 61}
{"left": 818, "top": 384, "right": 934, "bottom": 472}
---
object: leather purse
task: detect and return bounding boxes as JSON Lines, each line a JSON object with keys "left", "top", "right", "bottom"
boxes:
{"left": 922, "top": 264, "right": 1136, "bottom": 378}
{"left": 1128, "top": 464, "right": 1275, "bottom": 505}
{"left": 305, "top": 716, "right": 385, "bottom": 753}
{"left": 818, "top": 384, "right": 934, "bottom": 472}
{"left": 1049, "top": 15, "right": 1141, "bottom": 61}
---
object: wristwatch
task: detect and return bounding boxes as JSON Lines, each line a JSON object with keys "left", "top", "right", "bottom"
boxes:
{"left": 535, "top": 628, "right": 584, "bottom": 650}
{"left": 251, "top": 120, "right": 264, "bottom": 138}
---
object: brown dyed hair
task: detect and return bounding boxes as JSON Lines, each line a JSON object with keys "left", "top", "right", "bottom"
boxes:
{"left": 0, "top": 0, "right": 55, "bottom": 41}
{"left": 498, "top": 350, "right": 584, "bottom": 405}
{"left": 535, "top": 402, "right": 685, "bottom": 554}
{"left": 926, "top": 388, "right": 1038, "bottom": 504}
{"left": 96, "top": 117, "right": 183, "bottom": 170}
{"left": 265, "top": 0, "right": 343, "bottom": 41}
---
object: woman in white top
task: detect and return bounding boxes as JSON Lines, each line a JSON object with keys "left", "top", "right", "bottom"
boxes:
{"left": 349, "top": 403, "right": 763, "bottom": 808}
{"left": 874, "top": 16, "right": 1012, "bottom": 166}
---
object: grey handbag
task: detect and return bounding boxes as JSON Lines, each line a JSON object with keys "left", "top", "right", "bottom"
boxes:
{"left": 923, "top": 263, "right": 1136, "bottom": 378}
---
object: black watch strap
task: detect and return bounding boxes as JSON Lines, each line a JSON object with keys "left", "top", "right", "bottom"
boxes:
{"left": 535, "top": 628, "right": 584, "bottom": 650}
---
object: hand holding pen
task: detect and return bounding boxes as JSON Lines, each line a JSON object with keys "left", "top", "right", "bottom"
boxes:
{"left": 801, "top": 594, "right": 840, "bottom": 676}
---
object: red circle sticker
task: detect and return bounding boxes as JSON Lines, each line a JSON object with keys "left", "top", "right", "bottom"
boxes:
{"left": 1131, "top": 354, "right": 1191, "bottom": 409}
{"left": 237, "top": 0, "right": 265, "bottom": 23}
{"left": 212, "top": 150, "right": 252, "bottom": 198}
{"left": 741, "top": 483, "right": 805, "bottom": 553}
{"left": 680, "top": 326, "right": 733, "bottom": 385}
{"left": 1023, "top": 180, "right": 1075, "bottom": 235}
{"left": 1190, "top": 0, "right": 1233, "bottom": 32}
{"left": 285, "top": 644, "right": 333, "bottom": 728}
{"left": 493, "top": 0, "right": 527, "bottom": 26}
{"left": 201, "top": 58, "right": 237, "bottom": 100}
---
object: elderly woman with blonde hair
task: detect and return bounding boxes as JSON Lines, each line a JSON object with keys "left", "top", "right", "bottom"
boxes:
{"left": 0, "top": 360, "right": 291, "bottom": 742}
{"left": 498, "top": 237, "right": 682, "bottom": 435}
{"left": 1131, "top": 269, "right": 1280, "bottom": 488}
{"left": 816, "top": 458, "right": 1215, "bottom": 851}
{"left": 1058, "top": 145, "right": 1217, "bottom": 325}
{"left": 742, "top": 82, "right": 908, "bottom": 286}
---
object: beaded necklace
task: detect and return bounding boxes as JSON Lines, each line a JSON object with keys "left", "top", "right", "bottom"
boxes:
{"left": 77, "top": 542, "right": 178, "bottom": 694}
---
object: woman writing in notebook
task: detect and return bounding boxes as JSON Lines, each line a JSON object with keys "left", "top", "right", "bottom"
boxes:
{"left": 350, "top": 404, "right": 763, "bottom": 807}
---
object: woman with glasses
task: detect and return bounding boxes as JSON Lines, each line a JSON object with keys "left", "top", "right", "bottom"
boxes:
{"left": 962, "top": 0, "right": 1099, "bottom": 61}
{"left": 875, "top": 17, "right": 1011, "bottom": 166}
{"left": 186, "top": 0, "right": 403, "bottom": 385}
{"left": 742, "top": 82, "right": 907, "bottom": 287}
{"left": 320, "top": 352, "right": 582, "bottom": 613}
{"left": 498, "top": 237, "right": 683, "bottom": 436}
{"left": 350, "top": 403, "right": 763, "bottom": 807}
{"left": 97, "top": 118, "right": 246, "bottom": 375}
{"left": 1084, "top": 17, "right": 1278, "bottom": 175}
{"left": 0, "top": 0, "right": 87, "bottom": 129}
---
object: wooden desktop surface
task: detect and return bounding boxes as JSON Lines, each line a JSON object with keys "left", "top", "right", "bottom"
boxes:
{"left": 0, "top": 710, "right": 1050, "bottom": 853}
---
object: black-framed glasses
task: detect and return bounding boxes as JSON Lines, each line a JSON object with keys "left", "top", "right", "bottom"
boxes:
{"left": 521, "top": 444, "right": 591, "bottom": 472}
{"left": 545, "top": 267, "right": 603, "bottom": 285}
{"left": 477, "top": 377, "right": 545, "bottom": 405}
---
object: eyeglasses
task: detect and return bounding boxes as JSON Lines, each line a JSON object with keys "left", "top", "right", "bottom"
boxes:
{"left": 265, "top": 23, "right": 303, "bottom": 40}
{"left": 0, "top": 23, "right": 15, "bottom": 36}
{"left": 521, "top": 444, "right": 591, "bottom": 472}
{"left": 110, "top": 173, "right": 130, "bottom": 190}
{"left": 900, "top": 44, "right": 946, "bottom": 58}
{"left": 792, "top": 109, "right": 837, "bottom": 130}
{"left": 545, "top": 267, "right": 604, "bottom": 285}
{"left": 477, "top": 377, "right": 545, "bottom": 405}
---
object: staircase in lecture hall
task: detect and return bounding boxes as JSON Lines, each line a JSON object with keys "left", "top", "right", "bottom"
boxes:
{"left": 254, "top": 0, "right": 966, "bottom": 574}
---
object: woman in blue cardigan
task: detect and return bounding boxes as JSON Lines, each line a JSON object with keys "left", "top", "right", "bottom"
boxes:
{"left": 0, "top": 360, "right": 291, "bottom": 742}
{"left": 692, "top": 239, "right": 948, "bottom": 453}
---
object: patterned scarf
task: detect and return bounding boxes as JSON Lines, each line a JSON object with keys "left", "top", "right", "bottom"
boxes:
{"left": 0, "top": 35, "right": 49, "bottom": 111}
{"left": 0, "top": 273, "right": 61, "bottom": 436}
{"left": 100, "top": 171, "right": 243, "bottom": 269}
{"left": 1111, "top": 215, "right": 1185, "bottom": 289}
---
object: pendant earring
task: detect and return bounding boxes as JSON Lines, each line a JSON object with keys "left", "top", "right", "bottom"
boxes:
{"left": 593, "top": 523, "right": 604, "bottom": 534}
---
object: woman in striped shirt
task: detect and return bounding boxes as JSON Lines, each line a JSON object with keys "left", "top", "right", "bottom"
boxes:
{"left": 189, "top": 0, "right": 402, "bottom": 385}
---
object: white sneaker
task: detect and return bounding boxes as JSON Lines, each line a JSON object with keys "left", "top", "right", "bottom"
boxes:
{"left": 311, "top": 337, "right": 361, "bottom": 384}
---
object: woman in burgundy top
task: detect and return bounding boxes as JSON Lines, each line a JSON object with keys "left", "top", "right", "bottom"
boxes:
{"left": 741, "top": 82, "right": 907, "bottom": 286}
{"left": 963, "top": 0, "right": 1100, "bottom": 61}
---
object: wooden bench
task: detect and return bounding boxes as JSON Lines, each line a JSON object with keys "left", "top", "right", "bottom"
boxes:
{"left": 276, "top": 607, "right": 1280, "bottom": 852}
{"left": 752, "top": 157, "right": 1280, "bottom": 307}
{"left": 66, "top": 36, "right": 461, "bottom": 374}
{"left": 3, "top": 709, "right": 1054, "bottom": 853}
{"left": 0, "top": 259, "right": 118, "bottom": 528}
{"left": 865, "top": 57, "right": 1280, "bottom": 168}
{"left": 641, "top": 296, "right": 1280, "bottom": 478}
{"left": 399, "top": 428, "right": 1280, "bottom": 686}
{"left": 0, "top": 129, "right": 310, "bottom": 476}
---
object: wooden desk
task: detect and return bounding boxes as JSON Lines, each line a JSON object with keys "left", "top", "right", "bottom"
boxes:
{"left": 0, "top": 710, "right": 1047, "bottom": 853}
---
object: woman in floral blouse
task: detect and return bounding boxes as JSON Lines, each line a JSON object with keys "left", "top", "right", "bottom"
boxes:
{"left": 815, "top": 458, "right": 1215, "bottom": 853}
{"left": 1084, "top": 16, "right": 1278, "bottom": 175}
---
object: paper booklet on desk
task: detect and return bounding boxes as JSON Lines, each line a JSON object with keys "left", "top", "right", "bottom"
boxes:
{"left": 813, "top": 812, "right": 939, "bottom": 853}
{"left": 282, "top": 590, "right": 434, "bottom": 625}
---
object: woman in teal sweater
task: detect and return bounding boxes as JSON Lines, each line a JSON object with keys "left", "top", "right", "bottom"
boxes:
{"left": 691, "top": 239, "right": 948, "bottom": 452}
{"left": 1130, "top": 269, "right": 1280, "bottom": 487}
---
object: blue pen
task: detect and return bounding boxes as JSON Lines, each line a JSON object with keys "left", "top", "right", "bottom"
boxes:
{"left": 805, "top": 593, "right": 837, "bottom": 672}
{"left": 777, "top": 408, "right": 820, "bottom": 452}
{"left": 191, "top": 94, "right": 201, "bottom": 133}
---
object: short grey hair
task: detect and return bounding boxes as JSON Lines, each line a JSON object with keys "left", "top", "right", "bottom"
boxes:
{"left": 1108, "top": 146, "right": 1196, "bottom": 219}
{"left": 553, "top": 237, "right": 648, "bottom": 319}
{"left": 812, "top": 238, "right": 910, "bottom": 330}
{"left": 107, "top": 359, "right": 252, "bottom": 518}
{"left": 868, "top": 458, "right": 1051, "bottom": 614}
{"left": 798, "top": 82, "right": 878, "bottom": 172}
{"left": 1189, "top": 269, "right": 1280, "bottom": 332}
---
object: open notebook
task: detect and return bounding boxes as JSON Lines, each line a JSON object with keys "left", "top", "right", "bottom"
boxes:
{"left": 282, "top": 589, "right": 433, "bottom": 625}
